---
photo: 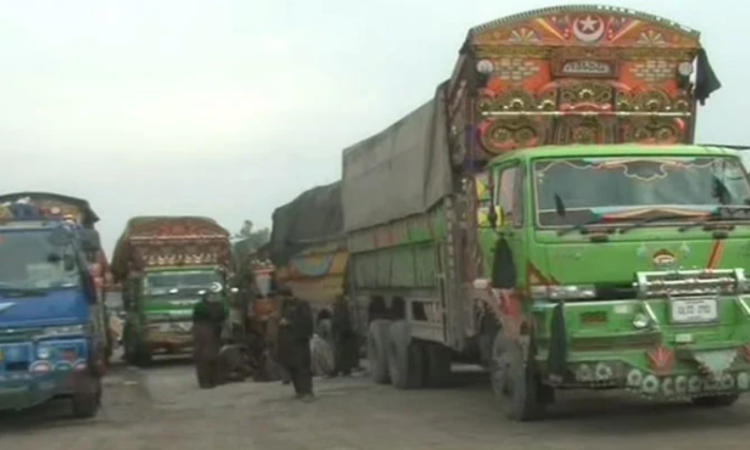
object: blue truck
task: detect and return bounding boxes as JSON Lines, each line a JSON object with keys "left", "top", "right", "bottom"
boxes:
{"left": 0, "top": 195, "right": 105, "bottom": 418}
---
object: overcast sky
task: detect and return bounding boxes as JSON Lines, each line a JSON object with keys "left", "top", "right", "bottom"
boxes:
{"left": 2, "top": 0, "right": 748, "bottom": 255}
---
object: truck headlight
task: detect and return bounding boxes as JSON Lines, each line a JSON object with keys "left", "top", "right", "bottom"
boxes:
{"left": 632, "top": 313, "right": 650, "bottom": 329}
{"left": 531, "top": 285, "right": 597, "bottom": 301}
{"left": 37, "top": 346, "right": 52, "bottom": 359}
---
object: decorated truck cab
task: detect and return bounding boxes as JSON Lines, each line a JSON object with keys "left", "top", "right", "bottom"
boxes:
{"left": 0, "top": 199, "right": 104, "bottom": 418}
{"left": 481, "top": 144, "right": 750, "bottom": 419}
{"left": 111, "top": 216, "right": 234, "bottom": 366}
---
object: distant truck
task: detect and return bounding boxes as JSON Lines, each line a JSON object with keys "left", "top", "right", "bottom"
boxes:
{"left": 232, "top": 240, "right": 274, "bottom": 334}
{"left": 232, "top": 242, "right": 284, "bottom": 379}
{"left": 237, "top": 184, "right": 347, "bottom": 377}
{"left": 111, "top": 216, "right": 236, "bottom": 366}
{"left": 270, "top": 181, "right": 347, "bottom": 333}
{"left": 0, "top": 194, "right": 106, "bottom": 418}
{"left": 275, "top": 5, "right": 744, "bottom": 420}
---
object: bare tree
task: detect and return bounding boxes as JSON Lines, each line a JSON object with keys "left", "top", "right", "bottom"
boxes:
{"left": 233, "top": 220, "right": 270, "bottom": 251}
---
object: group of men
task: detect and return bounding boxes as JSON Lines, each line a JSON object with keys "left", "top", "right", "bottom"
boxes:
{"left": 190, "top": 287, "right": 359, "bottom": 401}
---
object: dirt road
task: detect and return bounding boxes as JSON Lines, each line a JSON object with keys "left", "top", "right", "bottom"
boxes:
{"left": 2, "top": 359, "right": 750, "bottom": 450}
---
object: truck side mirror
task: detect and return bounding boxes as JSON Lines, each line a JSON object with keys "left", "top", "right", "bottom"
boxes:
{"left": 80, "top": 229, "right": 101, "bottom": 252}
{"left": 488, "top": 205, "right": 498, "bottom": 229}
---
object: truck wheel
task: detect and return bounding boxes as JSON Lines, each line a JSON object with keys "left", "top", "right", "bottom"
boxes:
{"left": 124, "top": 332, "right": 151, "bottom": 367}
{"left": 692, "top": 394, "right": 739, "bottom": 407}
{"left": 424, "top": 343, "right": 452, "bottom": 388}
{"left": 71, "top": 379, "right": 101, "bottom": 419}
{"left": 478, "top": 313, "right": 499, "bottom": 368}
{"left": 490, "top": 332, "right": 545, "bottom": 421}
{"left": 105, "top": 329, "right": 115, "bottom": 364}
{"left": 478, "top": 332, "right": 494, "bottom": 369}
{"left": 123, "top": 331, "right": 136, "bottom": 365}
{"left": 134, "top": 348, "right": 153, "bottom": 368}
{"left": 367, "top": 319, "right": 391, "bottom": 384}
{"left": 386, "top": 320, "right": 425, "bottom": 389}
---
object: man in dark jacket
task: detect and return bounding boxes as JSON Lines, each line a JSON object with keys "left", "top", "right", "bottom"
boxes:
{"left": 276, "top": 287, "right": 314, "bottom": 401}
{"left": 192, "top": 290, "right": 227, "bottom": 389}
{"left": 332, "top": 294, "right": 358, "bottom": 376}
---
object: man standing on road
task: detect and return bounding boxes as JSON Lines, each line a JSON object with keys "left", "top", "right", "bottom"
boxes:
{"left": 192, "top": 290, "right": 227, "bottom": 389}
{"left": 277, "top": 287, "right": 315, "bottom": 402}
{"left": 332, "top": 294, "right": 358, "bottom": 377}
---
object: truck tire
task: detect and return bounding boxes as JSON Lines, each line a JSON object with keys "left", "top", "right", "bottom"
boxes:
{"left": 490, "top": 332, "right": 545, "bottom": 421}
{"left": 105, "top": 328, "right": 115, "bottom": 365}
{"left": 71, "top": 378, "right": 101, "bottom": 419}
{"left": 424, "top": 342, "right": 452, "bottom": 388}
{"left": 367, "top": 319, "right": 391, "bottom": 384}
{"left": 386, "top": 320, "right": 425, "bottom": 389}
{"left": 478, "top": 312, "right": 499, "bottom": 368}
{"left": 123, "top": 329, "right": 136, "bottom": 365}
{"left": 134, "top": 348, "right": 153, "bottom": 368}
{"left": 124, "top": 328, "right": 152, "bottom": 368}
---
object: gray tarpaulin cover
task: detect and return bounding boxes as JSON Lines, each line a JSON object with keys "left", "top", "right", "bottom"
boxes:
{"left": 270, "top": 181, "right": 343, "bottom": 266}
{"left": 342, "top": 85, "right": 453, "bottom": 232}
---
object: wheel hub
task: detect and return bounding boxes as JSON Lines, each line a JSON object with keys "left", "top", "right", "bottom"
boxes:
{"left": 491, "top": 352, "right": 513, "bottom": 398}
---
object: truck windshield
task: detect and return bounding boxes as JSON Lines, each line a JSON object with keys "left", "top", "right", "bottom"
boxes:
{"left": 143, "top": 270, "right": 222, "bottom": 297}
{"left": 0, "top": 229, "right": 81, "bottom": 292}
{"left": 533, "top": 156, "right": 750, "bottom": 227}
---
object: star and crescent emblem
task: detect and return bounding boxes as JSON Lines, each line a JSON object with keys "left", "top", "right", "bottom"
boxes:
{"left": 572, "top": 15, "right": 605, "bottom": 43}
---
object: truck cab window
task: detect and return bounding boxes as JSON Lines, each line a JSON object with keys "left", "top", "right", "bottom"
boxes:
{"left": 494, "top": 166, "right": 521, "bottom": 226}
{"left": 0, "top": 230, "right": 80, "bottom": 290}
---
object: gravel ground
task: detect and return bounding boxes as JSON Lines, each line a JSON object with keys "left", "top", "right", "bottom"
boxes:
{"left": 2, "top": 357, "right": 750, "bottom": 450}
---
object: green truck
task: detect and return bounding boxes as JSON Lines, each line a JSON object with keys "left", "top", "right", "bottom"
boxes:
{"left": 333, "top": 5, "right": 748, "bottom": 420}
{"left": 111, "top": 216, "right": 235, "bottom": 366}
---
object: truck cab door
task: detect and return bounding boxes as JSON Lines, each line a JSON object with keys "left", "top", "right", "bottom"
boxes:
{"left": 491, "top": 161, "right": 526, "bottom": 290}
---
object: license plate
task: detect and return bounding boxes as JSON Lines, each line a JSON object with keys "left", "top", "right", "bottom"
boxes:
{"left": 671, "top": 298, "right": 718, "bottom": 324}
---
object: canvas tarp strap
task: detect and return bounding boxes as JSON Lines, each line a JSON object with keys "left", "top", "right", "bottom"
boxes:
{"left": 341, "top": 85, "right": 453, "bottom": 232}
{"left": 270, "top": 181, "right": 343, "bottom": 266}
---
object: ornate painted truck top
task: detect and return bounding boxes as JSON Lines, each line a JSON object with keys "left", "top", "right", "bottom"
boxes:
{"left": 111, "top": 216, "right": 232, "bottom": 281}
{"left": 343, "top": 4, "right": 721, "bottom": 235}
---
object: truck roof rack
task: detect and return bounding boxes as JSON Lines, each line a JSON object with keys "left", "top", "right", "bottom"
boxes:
{"left": 698, "top": 144, "right": 750, "bottom": 150}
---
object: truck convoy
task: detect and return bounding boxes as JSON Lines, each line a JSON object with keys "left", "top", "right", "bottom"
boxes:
{"left": 0, "top": 193, "right": 107, "bottom": 418}
{"left": 111, "top": 216, "right": 236, "bottom": 366}
{"left": 270, "top": 5, "right": 750, "bottom": 420}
